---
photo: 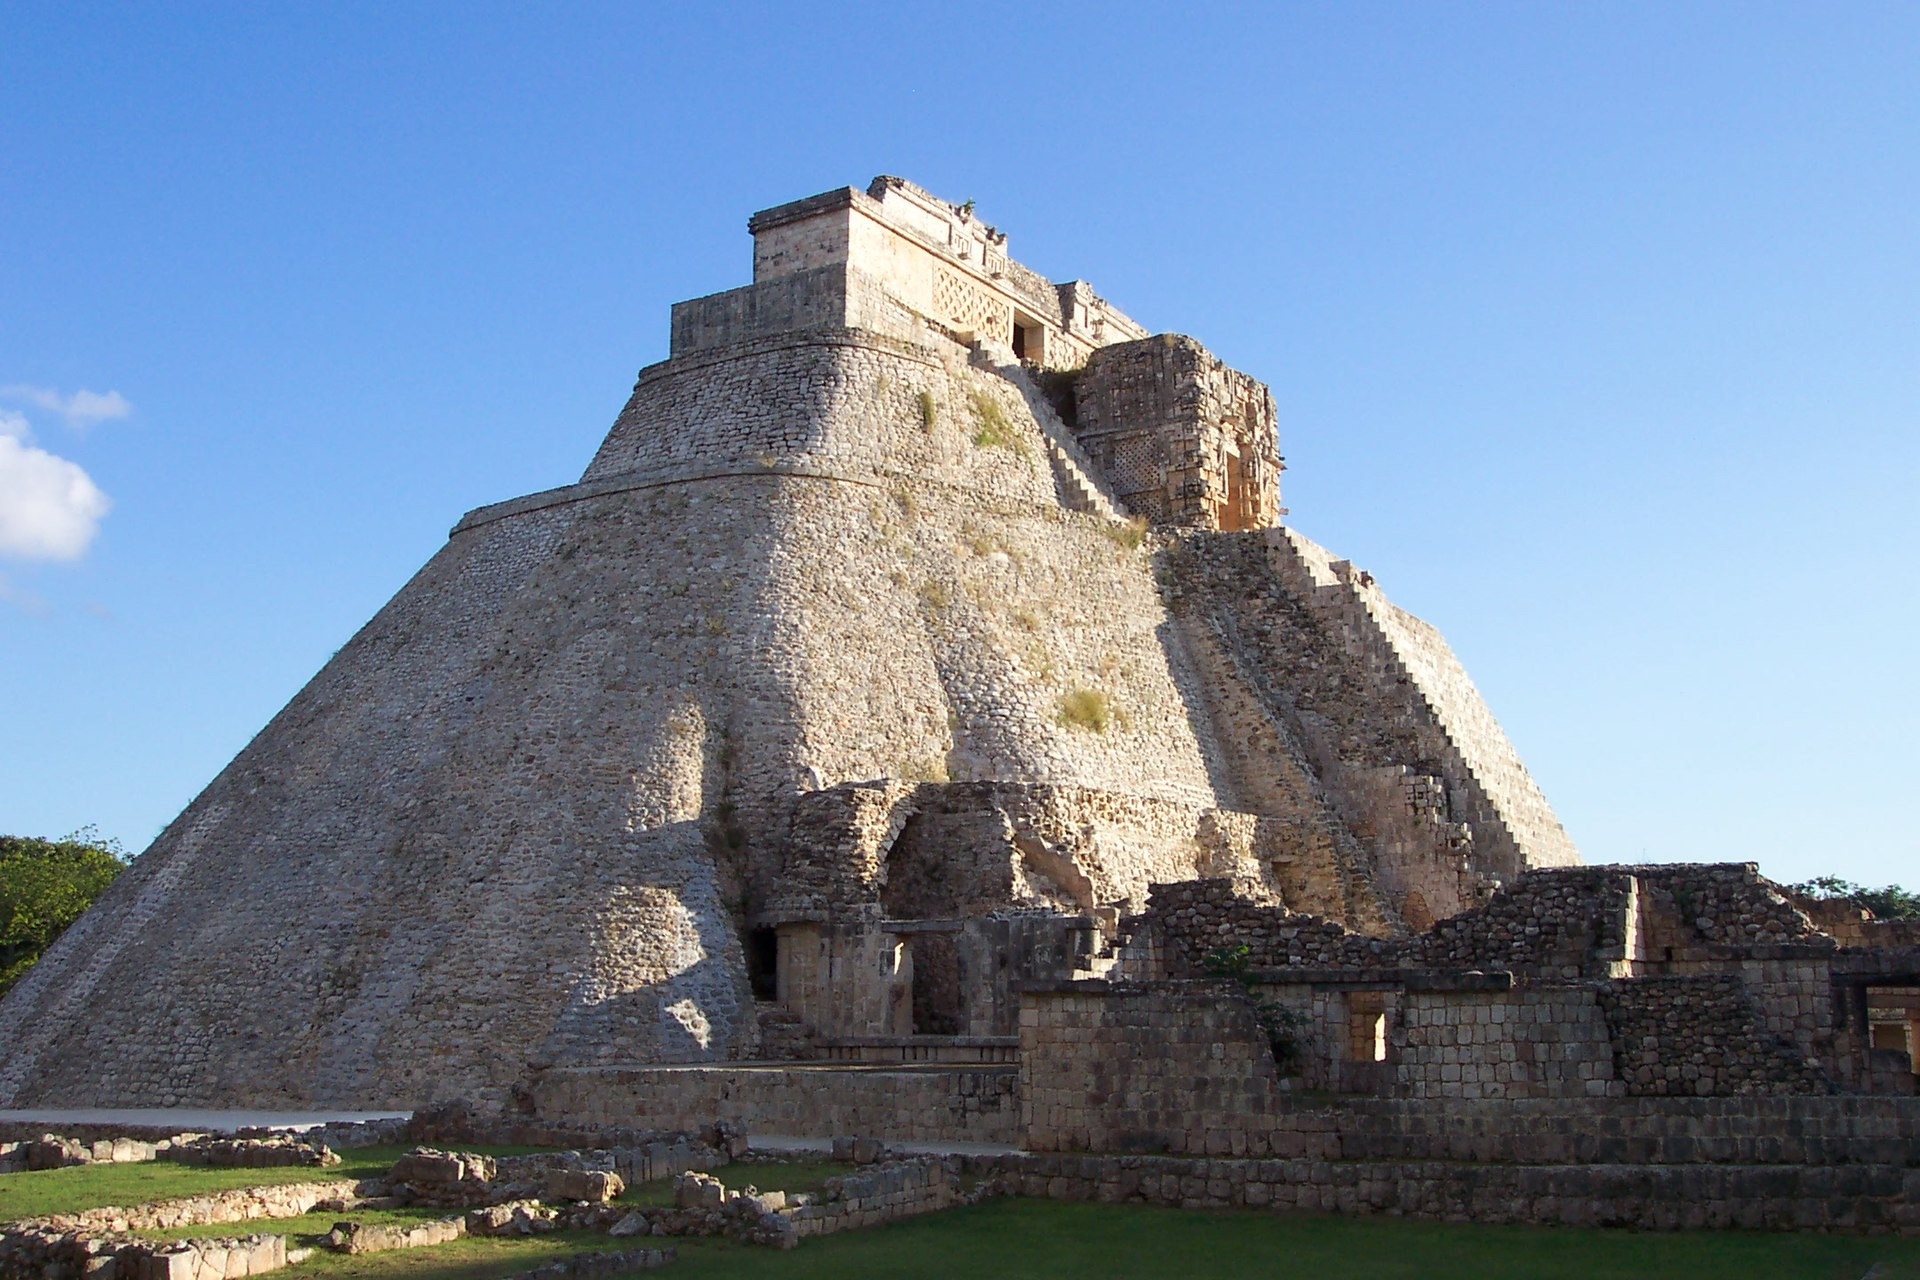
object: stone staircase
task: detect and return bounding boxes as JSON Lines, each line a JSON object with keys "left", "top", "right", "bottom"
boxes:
{"left": 970, "top": 343, "right": 1129, "bottom": 522}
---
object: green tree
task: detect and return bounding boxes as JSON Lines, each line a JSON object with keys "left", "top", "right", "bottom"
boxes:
{"left": 1791, "top": 875, "right": 1920, "bottom": 920}
{"left": 0, "top": 827, "right": 129, "bottom": 996}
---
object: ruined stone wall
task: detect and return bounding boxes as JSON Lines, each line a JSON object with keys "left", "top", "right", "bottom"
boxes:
{"left": 1597, "top": 975, "right": 1830, "bottom": 1096}
{"left": 1394, "top": 988, "right": 1620, "bottom": 1100}
{"left": 780, "top": 1156, "right": 965, "bottom": 1240}
{"left": 1072, "top": 336, "right": 1282, "bottom": 531}
{"left": 976, "top": 1148, "right": 1917, "bottom": 1233}
{"left": 1020, "top": 978, "right": 1914, "bottom": 1160}
{"left": 1019, "top": 982, "right": 1288, "bottom": 1155}
{"left": 767, "top": 776, "right": 1330, "bottom": 929}
{"left": 530, "top": 1064, "right": 1020, "bottom": 1146}
{"left": 1625, "top": 863, "right": 1827, "bottom": 953}
{"left": 1140, "top": 869, "right": 1817, "bottom": 983}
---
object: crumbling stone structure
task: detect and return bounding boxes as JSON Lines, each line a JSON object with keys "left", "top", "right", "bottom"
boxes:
{"left": 1066, "top": 861, "right": 1918, "bottom": 1107}
{"left": 1073, "top": 335, "right": 1282, "bottom": 531}
{"left": 18, "top": 173, "right": 1829, "bottom": 1125}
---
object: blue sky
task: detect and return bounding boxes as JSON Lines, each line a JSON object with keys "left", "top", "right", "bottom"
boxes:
{"left": 2, "top": 3, "right": 1914, "bottom": 888}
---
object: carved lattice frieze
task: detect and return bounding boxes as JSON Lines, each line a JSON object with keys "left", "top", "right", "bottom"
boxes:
{"left": 933, "top": 266, "right": 1009, "bottom": 338}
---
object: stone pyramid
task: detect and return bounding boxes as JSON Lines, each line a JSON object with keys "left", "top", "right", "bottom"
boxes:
{"left": 0, "top": 178, "right": 1576, "bottom": 1109}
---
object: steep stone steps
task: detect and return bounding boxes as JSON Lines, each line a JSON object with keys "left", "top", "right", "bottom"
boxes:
{"left": 968, "top": 343, "right": 1128, "bottom": 522}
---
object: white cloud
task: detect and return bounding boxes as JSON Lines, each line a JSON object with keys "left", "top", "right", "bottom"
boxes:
{"left": 0, "top": 385, "right": 133, "bottom": 431}
{"left": 0, "top": 432, "right": 112, "bottom": 561}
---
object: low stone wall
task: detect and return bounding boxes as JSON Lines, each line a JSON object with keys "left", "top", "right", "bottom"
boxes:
{"left": 325, "top": 1218, "right": 466, "bottom": 1255}
{"left": 0, "top": 1135, "right": 175, "bottom": 1171}
{"left": 1394, "top": 987, "right": 1620, "bottom": 1100}
{"left": 660, "top": 1157, "right": 973, "bottom": 1247}
{"left": 1030, "top": 1079, "right": 1920, "bottom": 1168}
{"left": 0, "top": 1133, "right": 337, "bottom": 1174}
{"left": 532, "top": 1064, "right": 1020, "bottom": 1145}
{"left": 1598, "top": 975, "right": 1829, "bottom": 1096}
{"left": 1312, "top": 1095, "right": 1920, "bottom": 1166}
{"left": 0, "top": 1123, "right": 199, "bottom": 1145}
{"left": 165, "top": 1136, "right": 339, "bottom": 1168}
{"left": 1020, "top": 981, "right": 1920, "bottom": 1163}
{"left": 1021, "top": 982, "right": 1286, "bottom": 1154}
{"left": 975, "top": 1152, "right": 1920, "bottom": 1234}
{"left": 25, "top": 1181, "right": 358, "bottom": 1235}
{"left": 779, "top": 1157, "right": 967, "bottom": 1241}
{"left": 0, "top": 1230, "right": 291, "bottom": 1280}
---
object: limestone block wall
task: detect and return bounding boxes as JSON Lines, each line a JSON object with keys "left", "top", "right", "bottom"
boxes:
{"left": 1597, "top": 975, "right": 1830, "bottom": 1096}
{"left": 1142, "top": 872, "right": 1850, "bottom": 992}
{"left": 669, "top": 267, "right": 921, "bottom": 356}
{"left": 744, "top": 178, "right": 1145, "bottom": 371}
{"left": 1020, "top": 978, "right": 1915, "bottom": 1156}
{"left": 1019, "top": 981, "right": 1288, "bottom": 1155}
{"left": 778, "top": 1157, "right": 966, "bottom": 1240}
{"left": 1394, "top": 988, "right": 1620, "bottom": 1100}
{"left": 529, "top": 1064, "right": 1020, "bottom": 1146}
{"left": 976, "top": 1149, "right": 1917, "bottom": 1233}
{"left": 1735, "top": 956, "right": 1840, "bottom": 1064}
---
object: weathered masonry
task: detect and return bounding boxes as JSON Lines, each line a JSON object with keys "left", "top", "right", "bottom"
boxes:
{"left": 2, "top": 174, "right": 1667, "bottom": 1118}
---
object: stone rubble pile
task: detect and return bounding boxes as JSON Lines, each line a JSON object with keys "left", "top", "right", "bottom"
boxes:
{"left": 464, "top": 1201, "right": 558, "bottom": 1237}
{"left": 0, "top": 1134, "right": 341, "bottom": 1176}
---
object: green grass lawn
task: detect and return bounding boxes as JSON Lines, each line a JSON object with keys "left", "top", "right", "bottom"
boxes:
{"left": 0, "top": 1145, "right": 550, "bottom": 1224}
{"left": 659, "top": 1199, "right": 1920, "bottom": 1280}
{"left": 274, "top": 1230, "right": 635, "bottom": 1280}
{"left": 12, "top": 1151, "right": 1919, "bottom": 1279}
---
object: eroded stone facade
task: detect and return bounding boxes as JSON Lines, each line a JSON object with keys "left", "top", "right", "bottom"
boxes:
{"left": 0, "top": 176, "right": 1587, "bottom": 1110}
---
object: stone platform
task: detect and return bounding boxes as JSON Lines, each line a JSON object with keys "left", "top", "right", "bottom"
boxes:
{"left": 531, "top": 1062, "right": 1020, "bottom": 1146}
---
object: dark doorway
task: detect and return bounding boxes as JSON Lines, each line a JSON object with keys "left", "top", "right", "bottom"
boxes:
{"left": 911, "top": 931, "right": 966, "bottom": 1035}
{"left": 746, "top": 927, "right": 779, "bottom": 1001}
{"left": 1012, "top": 316, "right": 1041, "bottom": 362}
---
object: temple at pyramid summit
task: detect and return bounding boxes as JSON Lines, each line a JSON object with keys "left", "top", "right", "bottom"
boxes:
{"left": 4, "top": 178, "right": 1915, "bottom": 1139}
